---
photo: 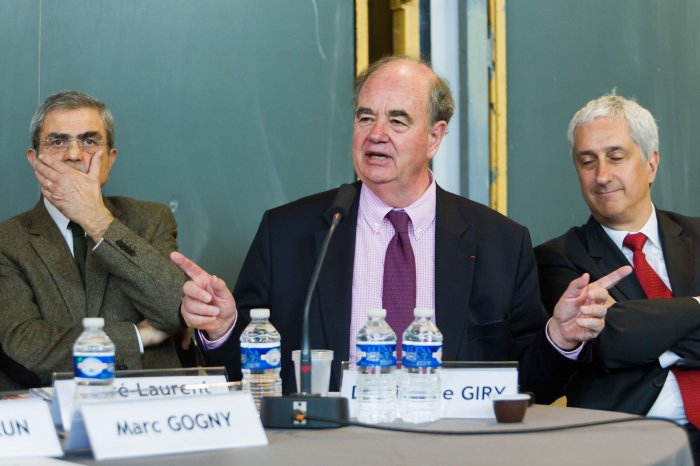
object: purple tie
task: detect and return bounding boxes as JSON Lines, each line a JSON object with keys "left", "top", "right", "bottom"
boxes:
{"left": 383, "top": 210, "right": 416, "bottom": 357}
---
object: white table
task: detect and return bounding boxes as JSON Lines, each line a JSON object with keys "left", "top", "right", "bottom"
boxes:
{"left": 63, "top": 404, "right": 693, "bottom": 465}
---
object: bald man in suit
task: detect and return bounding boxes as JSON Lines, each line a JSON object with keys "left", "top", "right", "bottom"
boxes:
{"left": 173, "top": 57, "right": 628, "bottom": 404}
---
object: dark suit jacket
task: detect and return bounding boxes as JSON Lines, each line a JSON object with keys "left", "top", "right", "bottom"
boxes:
{"left": 205, "top": 182, "right": 582, "bottom": 403}
{"left": 0, "top": 197, "right": 186, "bottom": 390}
{"left": 535, "top": 210, "right": 700, "bottom": 415}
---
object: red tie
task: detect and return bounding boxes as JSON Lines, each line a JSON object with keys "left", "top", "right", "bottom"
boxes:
{"left": 675, "top": 371, "right": 700, "bottom": 428}
{"left": 622, "top": 233, "right": 671, "bottom": 298}
{"left": 623, "top": 232, "right": 699, "bottom": 428}
{"left": 383, "top": 210, "right": 416, "bottom": 358}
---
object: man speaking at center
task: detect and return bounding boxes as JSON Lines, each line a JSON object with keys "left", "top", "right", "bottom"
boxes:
{"left": 172, "top": 56, "right": 629, "bottom": 402}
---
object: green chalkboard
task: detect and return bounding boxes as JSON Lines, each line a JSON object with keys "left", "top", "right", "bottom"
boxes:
{"left": 507, "top": 0, "right": 700, "bottom": 246}
{"left": 0, "top": 0, "right": 355, "bottom": 280}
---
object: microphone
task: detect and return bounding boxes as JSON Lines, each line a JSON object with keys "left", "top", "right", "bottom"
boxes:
{"left": 299, "top": 183, "right": 356, "bottom": 393}
{"left": 260, "top": 184, "right": 356, "bottom": 429}
{"left": 327, "top": 182, "right": 357, "bottom": 222}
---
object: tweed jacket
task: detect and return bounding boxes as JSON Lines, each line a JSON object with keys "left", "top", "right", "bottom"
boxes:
{"left": 0, "top": 196, "right": 185, "bottom": 390}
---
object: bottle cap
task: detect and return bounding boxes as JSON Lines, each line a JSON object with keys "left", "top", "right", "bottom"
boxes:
{"left": 367, "top": 308, "right": 387, "bottom": 318}
{"left": 83, "top": 317, "right": 105, "bottom": 328}
{"left": 413, "top": 308, "right": 434, "bottom": 318}
{"left": 250, "top": 308, "right": 271, "bottom": 319}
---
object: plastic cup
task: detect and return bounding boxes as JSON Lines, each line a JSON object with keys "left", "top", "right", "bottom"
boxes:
{"left": 491, "top": 393, "right": 532, "bottom": 423}
{"left": 291, "top": 349, "right": 334, "bottom": 396}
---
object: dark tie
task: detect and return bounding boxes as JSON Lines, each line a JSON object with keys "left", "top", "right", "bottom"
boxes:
{"left": 623, "top": 232, "right": 699, "bottom": 428}
{"left": 382, "top": 210, "right": 416, "bottom": 357}
{"left": 68, "top": 221, "right": 87, "bottom": 285}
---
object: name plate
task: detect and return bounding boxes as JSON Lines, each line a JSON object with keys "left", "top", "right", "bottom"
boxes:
{"left": 54, "top": 374, "right": 228, "bottom": 430}
{"left": 439, "top": 364, "right": 518, "bottom": 418}
{"left": 0, "top": 399, "right": 62, "bottom": 458}
{"left": 80, "top": 392, "right": 266, "bottom": 460}
{"left": 340, "top": 362, "right": 518, "bottom": 419}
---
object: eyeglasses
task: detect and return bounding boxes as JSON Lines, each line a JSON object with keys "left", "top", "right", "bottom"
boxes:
{"left": 41, "top": 135, "right": 106, "bottom": 154}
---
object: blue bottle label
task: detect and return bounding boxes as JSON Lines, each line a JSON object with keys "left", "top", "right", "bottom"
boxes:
{"left": 356, "top": 342, "right": 397, "bottom": 367}
{"left": 73, "top": 353, "right": 115, "bottom": 380}
{"left": 240, "top": 342, "right": 282, "bottom": 370}
{"left": 401, "top": 342, "right": 442, "bottom": 368}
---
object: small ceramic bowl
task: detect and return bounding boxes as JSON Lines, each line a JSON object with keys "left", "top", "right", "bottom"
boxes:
{"left": 491, "top": 393, "right": 532, "bottom": 423}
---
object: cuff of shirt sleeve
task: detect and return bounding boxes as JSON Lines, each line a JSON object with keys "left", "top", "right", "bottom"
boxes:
{"left": 92, "top": 237, "right": 104, "bottom": 251}
{"left": 658, "top": 350, "right": 682, "bottom": 369}
{"left": 545, "top": 318, "right": 585, "bottom": 360}
{"left": 198, "top": 318, "right": 237, "bottom": 350}
{"left": 134, "top": 324, "right": 144, "bottom": 354}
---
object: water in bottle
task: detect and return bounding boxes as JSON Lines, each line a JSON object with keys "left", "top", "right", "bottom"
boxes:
{"left": 355, "top": 308, "right": 398, "bottom": 423}
{"left": 240, "top": 308, "right": 283, "bottom": 411}
{"left": 399, "top": 307, "right": 442, "bottom": 423}
{"left": 73, "top": 317, "right": 115, "bottom": 401}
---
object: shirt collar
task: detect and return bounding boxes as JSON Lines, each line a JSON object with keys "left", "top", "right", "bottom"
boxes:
{"left": 43, "top": 197, "right": 70, "bottom": 233}
{"left": 601, "top": 205, "right": 661, "bottom": 251}
{"left": 359, "top": 171, "right": 437, "bottom": 237}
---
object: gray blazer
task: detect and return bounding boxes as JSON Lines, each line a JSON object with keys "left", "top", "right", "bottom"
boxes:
{"left": 0, "top": 197, "right": 185, "bottom": 390}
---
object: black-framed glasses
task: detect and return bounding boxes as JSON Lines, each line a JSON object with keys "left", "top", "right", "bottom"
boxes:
{"left": 41, "top": 135, "right": 106, "bottom": 154}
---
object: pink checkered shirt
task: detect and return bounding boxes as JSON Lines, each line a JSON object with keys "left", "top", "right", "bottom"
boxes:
{"left": 349, "top": 177, "right": 436, "bottom": 364}
{"left": 202, "top": 175, "right": 581, "bottom": 362}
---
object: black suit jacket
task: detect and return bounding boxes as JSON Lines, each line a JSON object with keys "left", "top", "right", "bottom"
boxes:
{"left": 205, "top": 182, "right": 581, "bottom": 403}
{"left": 535, "top": 210, "right": 700, "bottom": 415}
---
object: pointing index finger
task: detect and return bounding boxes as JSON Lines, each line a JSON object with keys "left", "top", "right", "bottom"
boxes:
{"left": 170, "top": 251, "right": 210, "bottom": 287}
{"left": 592, "top": 265, "right": 633, "bottom": 290}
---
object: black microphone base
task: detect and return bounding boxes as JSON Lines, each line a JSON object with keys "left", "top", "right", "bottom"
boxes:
{"left": 260, "top": 394, "right": 349, "bottom": 429}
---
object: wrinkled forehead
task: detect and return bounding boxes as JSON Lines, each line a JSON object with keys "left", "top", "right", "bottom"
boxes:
{"left": 41, "top": 108, "right": 106, "bottom": 136}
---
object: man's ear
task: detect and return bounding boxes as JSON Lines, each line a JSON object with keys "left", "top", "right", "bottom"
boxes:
{"left": 106, "top": 147, "right": 118, "bottom": 169}
{"left": 426, "top": 121, "right": 448, "bottom": 161}
{"left": 646, "top": 149, "right": 659, "bottom": 184}
{"left": 27, "top": 148, "right": 38, "bottom": 168}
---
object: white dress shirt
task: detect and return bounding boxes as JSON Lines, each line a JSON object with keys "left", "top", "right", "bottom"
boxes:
{"left": 44, "top": 198, "right": 75, "bottom": 255}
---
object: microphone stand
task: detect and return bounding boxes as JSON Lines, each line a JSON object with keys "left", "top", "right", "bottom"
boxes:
{"left": 259, "top": 190, "right": 353, "bottom": 429}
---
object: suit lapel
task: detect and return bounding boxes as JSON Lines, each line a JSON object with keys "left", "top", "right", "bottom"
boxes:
{"left": 434, "top": 187, "right": 474, "bottom": 360}
{"left": 28, "top": 201, "right": 87, "bottom": 320}
{"left": 658, "top": 211, "right": 696, "bottom": 296}
{"left": 583, "top": 217, "right": 646, "bottom": 300}
{"left": 85, "top": 197, "right": 119, "bottom": 317}
{"left": 315, "top": 186, "right": 359, "bottom": 364}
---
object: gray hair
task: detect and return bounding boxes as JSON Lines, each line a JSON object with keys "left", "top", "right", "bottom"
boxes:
{"left": 352, "top": 55, "right": 455, "bottom": 126}
{"left": 567, "top": 92, "right": 658, "bottom": 161}
{"left": 30, "top": 90, "right": 115, "bottom": 151}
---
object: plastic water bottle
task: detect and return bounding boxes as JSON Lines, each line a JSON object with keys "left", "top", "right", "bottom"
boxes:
{"left": 399, "top": 308, "right": 442, "bottom": 423}
{"left": 355, "top": 308, "right": 398, "bottom": 423}
{"left": 73, "top": 317, "right": 115, "bottom": 400}
{"left": 240, "top": 308, "right": 283, "bottom": 411}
